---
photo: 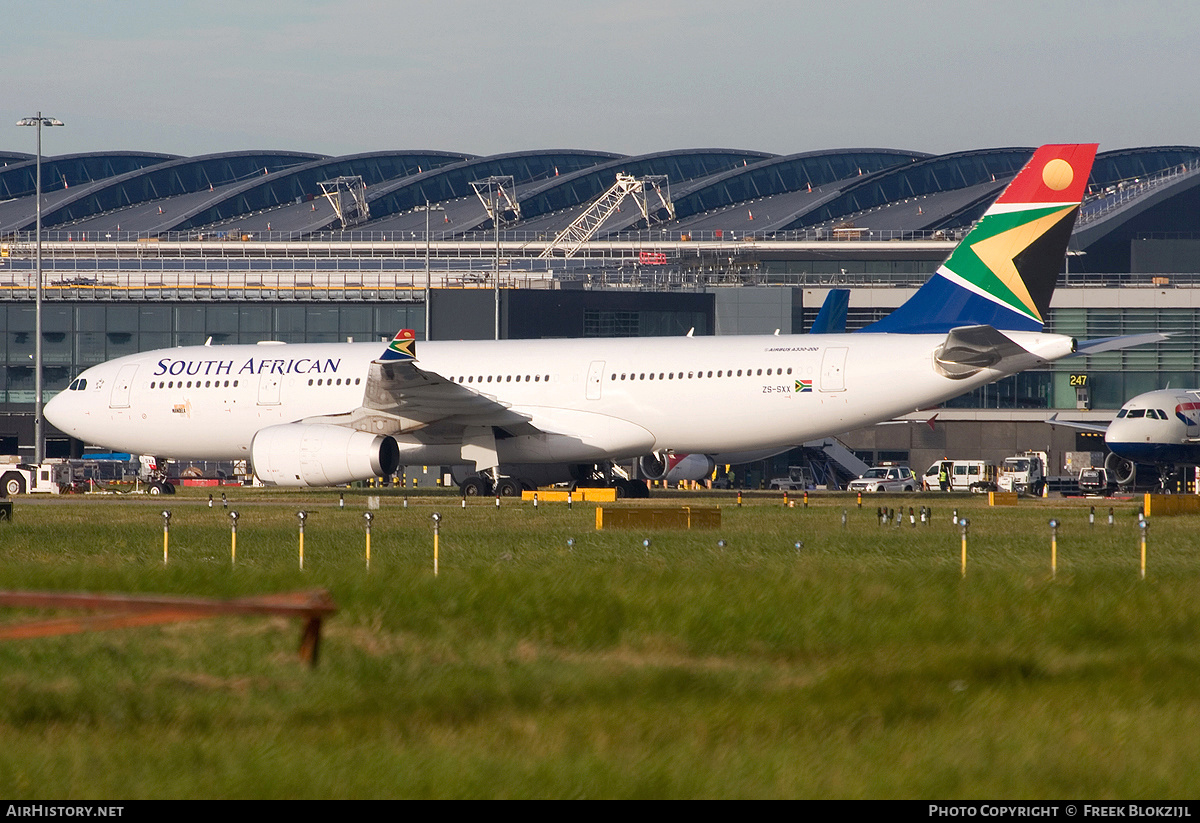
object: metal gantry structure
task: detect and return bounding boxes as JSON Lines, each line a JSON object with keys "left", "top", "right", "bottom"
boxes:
{"left": 317, "top": 176, "right": 370, "bottom": 229}
{"left": 469, "top": 176, "right": 517, "bottom": 339}
{"left": 538, "top": 173, "right": 675, "bottom": 259}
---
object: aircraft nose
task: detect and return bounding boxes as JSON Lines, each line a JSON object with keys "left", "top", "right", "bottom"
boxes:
{"left": 44, "top": 386, "right": 80, "bottom": 435}
{"left": 44, "top": 391, "right": 68, "bottom": 430}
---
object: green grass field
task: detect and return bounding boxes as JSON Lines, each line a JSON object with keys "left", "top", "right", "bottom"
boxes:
{"left": 1, "top": 489, "right": 1198, "bottom": 798}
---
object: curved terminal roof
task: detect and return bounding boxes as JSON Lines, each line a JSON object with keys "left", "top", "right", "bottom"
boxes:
{"left": 0, "top": 151, "right": 179, "bottom": 200}
{"left": 1091, "top": 146, "right": 1200, "bottom": 188}
{"left": 647, "top": 148, "right": 928, "bottom": 236}
{"left": 3, "top": 145, "right": 1198, "bottom": 270}
{"left": 515, "top": 149, "right": 776, "bottom": 223}
{"left": 162, "top": 150, "right": 474, "bottom": 235}
{"left": 781, "top": 147, "right": 1036, "bottom": 233}
{"left": 346, "top": 149, "right": 623, "bottom": 236}
{"left": 1074, "top": 148, "right": 1200, "bottom": 271}
{"left": 0, "top": 151, "right": 324, "bottom": 234}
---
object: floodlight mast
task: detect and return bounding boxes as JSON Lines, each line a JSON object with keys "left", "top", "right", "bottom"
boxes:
{"left": 16, "top": 113, "right": 65, "bottom": 465}
{"left": 423, "top": 200, "right": 445, "bottom": 341}
{"left": 469, "top": 176, "right": 517, "bottom": 340}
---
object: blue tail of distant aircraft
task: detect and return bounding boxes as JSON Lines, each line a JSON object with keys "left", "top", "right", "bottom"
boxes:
{"left": 810, "top": 289, "right": 850, "bottom": 334}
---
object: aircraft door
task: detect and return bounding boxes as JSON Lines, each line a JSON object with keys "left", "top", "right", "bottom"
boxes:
{"left": 586, "top": 360, "right": 605, "bottom": 401}
{"left": 109, "top": 364, "right": 139, "bottom": 409}
{"left": 257, "top": 373, "right": 282, "bottom": 406}
{"left": 820, "top": 347, "right": 848, "bottom": 392}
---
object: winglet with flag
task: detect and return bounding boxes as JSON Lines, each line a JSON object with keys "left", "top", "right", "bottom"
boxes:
{"left": 378, "top": 329, "right": 417, "bottom": 362}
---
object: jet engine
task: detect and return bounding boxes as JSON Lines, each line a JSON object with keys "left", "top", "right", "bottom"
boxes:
{"left": 251, "top": 423, "right": 400, "bottom": 487}
{"left": 1104, "top": 451, "right": 1137, "bottom": 488}
{"left": 638, "top": 451, "right": 716, "bottom": 482}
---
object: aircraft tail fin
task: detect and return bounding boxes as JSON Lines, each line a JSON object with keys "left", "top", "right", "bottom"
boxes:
{"left": 810, "top": 288, "right": 850, "bottom": 334}
{"left": 864, "top": 143, "right": 1098, "bottom": 334}
{"left": 377, "top": 329, "right": 417, "bottom": 363}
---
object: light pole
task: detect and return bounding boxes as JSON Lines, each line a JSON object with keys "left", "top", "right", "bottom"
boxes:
{"left": 493, "top": 186, "right": 500, "bottom": 340}
{"left": 422, "top": 200, "right": 444, "bottom": 341}
{"left": 16, "top": 113, "right": 64, "bottom": 465}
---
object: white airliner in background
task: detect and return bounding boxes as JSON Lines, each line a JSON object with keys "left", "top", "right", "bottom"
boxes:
{"left": 1053, "top": 389, "right": 1200, "bottom": 489}
{"left": 45, "top": 144, "right": 1160, "bottom": 496}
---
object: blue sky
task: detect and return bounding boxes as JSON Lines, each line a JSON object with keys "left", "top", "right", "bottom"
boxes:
{"left": 6, "top": 0, "right": 1198, "bottom": 158}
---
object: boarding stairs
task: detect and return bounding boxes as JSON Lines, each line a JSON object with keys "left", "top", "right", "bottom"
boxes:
{"left": 798, "top": 437, "right": 871, "bottom": 490}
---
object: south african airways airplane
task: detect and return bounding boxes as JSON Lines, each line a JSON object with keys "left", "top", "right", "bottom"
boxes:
{"left": 45, "top": 144, "right": 1160, "bottom": 496}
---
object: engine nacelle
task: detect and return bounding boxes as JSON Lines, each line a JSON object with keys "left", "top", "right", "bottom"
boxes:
{"left": 638, "top": 451, "right": 669, "bottom": 480}
{"left": 251, "top": 423, "right": 400, "bottom": 487}
{"left": 638, "top": 451, "right": 716, "bottom": 482}
{"left": 665, "top": 453, "right": 716, "bottom": 482}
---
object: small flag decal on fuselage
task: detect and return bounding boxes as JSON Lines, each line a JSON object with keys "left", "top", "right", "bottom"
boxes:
{"left": 796, "top": 380, "right": 812, "bottom": 393}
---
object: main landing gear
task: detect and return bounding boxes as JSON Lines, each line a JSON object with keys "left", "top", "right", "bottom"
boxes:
{"left": 456, "top": 465, "right": 650, "bottom": 498}
{"left": 458, "top": 474, "right": 532, "bottom": 497}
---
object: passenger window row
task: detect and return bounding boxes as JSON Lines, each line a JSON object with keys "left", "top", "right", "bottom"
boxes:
{"left": 454, "top": 375, "right": 550, "bottom": 384}
{"left": 151, "top": 380, "right": 240, "bottom": 389}
{"left": 611, "top": 367, "right": 794, "bottom": 381}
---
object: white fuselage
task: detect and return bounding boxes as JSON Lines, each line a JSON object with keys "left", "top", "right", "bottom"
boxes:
{"left": 1105, "top": 389, "right": 1200, "bottom": 466}
{"left": 45, "top": 331, "right": 1074, "bottom": 468}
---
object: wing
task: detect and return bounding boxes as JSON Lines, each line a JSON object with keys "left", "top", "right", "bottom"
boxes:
{"left": 303, "top": 331, "right": 541, "bottom": 438}
{"left": 1046, "top": 412, "right": 1111, "bottom": 434}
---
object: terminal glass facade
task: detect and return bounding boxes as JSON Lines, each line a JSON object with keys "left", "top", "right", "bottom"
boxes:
{"left": 1, "top": 302, "right": 423, "bottom": 408}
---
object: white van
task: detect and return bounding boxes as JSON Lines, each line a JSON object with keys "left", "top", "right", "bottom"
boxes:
{"left": 923, "top": 460, "right": 998, "bottom": 492}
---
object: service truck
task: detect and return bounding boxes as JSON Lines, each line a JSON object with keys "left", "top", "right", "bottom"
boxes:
{"left": 997, "top": 450, "right": 1049, "bottom": 495}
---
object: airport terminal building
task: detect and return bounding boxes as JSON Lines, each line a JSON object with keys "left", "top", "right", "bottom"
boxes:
{"left": 3, "top": 143, "right": 1200, "bottom": 484}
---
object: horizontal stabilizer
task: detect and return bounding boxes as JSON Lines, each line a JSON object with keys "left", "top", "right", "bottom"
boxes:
{"left": 934, "top": 325, "right": 1029, "bottom": 378}
{"left": 1071, "top": 333, "right": 1168, "bottom": 356}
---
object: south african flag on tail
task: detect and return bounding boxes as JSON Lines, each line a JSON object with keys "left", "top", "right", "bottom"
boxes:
{"left": 864, "top": 144, "right": 1098, "bottom": 334}
{"left": 378, "top": 329, "right": 417, "bottom": 362}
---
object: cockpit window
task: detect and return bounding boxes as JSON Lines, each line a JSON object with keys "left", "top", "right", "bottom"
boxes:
{"left": 1116, "top": 409, "right": 1127, "bottom": 418}
{"left": 1127, "top": 409, "right": 1145, "bottom": 418}
{"left": 68, "top": 379, "right": 87, "bottom": 391}
{"left": 1154, "top": 409, "right": 1167, "bottom": 420}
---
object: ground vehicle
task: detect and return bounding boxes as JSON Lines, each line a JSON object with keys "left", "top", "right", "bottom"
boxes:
{"left": 767, "top": 466, "right": 813, "bottom": 491}
{"left": 1077, "top": 466, "right": 1115, "bottom": 496}
{"left": 997, "top": 451, "right": 1049, "bottom": 495}
{"left": 847, "top": 465, "right": 916, "bottom": 493}
{"left": 922, "top": 460, "right": 998, "bottom": 492}
{"left": 0, "top": 462, "right": 64, "bottom": 495}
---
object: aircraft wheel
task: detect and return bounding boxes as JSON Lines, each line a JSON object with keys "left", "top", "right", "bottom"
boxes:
{"left": 163, "top": 482, "right": 176, "bottom": 495}
{"left": 460, "top": 476, "right": 491, "bottom": 497}
{"left": 2, "top": 473, "right": 26, "bottom": 496}
{"left": 148, "top": 483, "right": 163, "bottom": 495}
{"left": 496, "top": 478, "right": 522, "bottom": 497}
